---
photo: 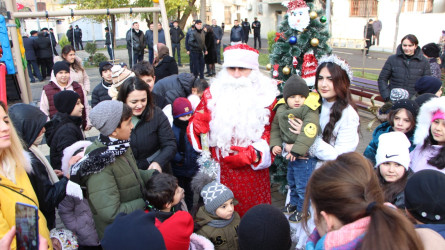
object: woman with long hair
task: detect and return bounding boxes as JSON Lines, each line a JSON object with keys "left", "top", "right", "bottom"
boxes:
{"left": 54, "top": 45, "right": 91, "bottom": 93}
{"left": 153, "top": 43, "right": 178, "bottom": 83}
{"left": 204, "top": 25, "right": 217, "bottom": 77}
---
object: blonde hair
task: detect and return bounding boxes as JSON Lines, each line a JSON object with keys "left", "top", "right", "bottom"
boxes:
{"left": 0, "top": 102, "right": 28, "bottom": 183}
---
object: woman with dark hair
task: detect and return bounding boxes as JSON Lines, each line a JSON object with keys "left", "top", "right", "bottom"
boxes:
{"left": 54, "top": 45, "right": 91, "bottom": 93}
{"left": 204, "top": 25, "right": 217, "bottom": 76}
{"left": 117, "top": 77, "right": 176, "bottom": 173}
{"left": 378, "top": 34, "right": 431, "bottom": 101}
{"left": 154, "top": 43, "right": 178, "bottom": 83}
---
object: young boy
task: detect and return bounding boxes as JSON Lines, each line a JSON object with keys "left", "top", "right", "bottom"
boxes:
{"left": 145, "top": 173, "right": 194, "bottom": 249}
{"left": 171, "top": 97, "right": 199, "bottom": 210}
{"left": 269, "top": 74, "right": 320, "bottom": 223}
{"left": 91, "top": 61, "right": 113, "bottom": 107}
{"left": 188, "top": 78, "right": 209, "bottom": 110}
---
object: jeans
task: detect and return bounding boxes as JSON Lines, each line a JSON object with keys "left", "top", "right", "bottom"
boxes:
{"left": 129, "top": 50, "right": 144, "bottom": 68}
{"left": 287, "top": 157, "right": 317, "bottom": 211}
{"left": 107, "top": 44, "right": 114, "bottom": 60}
{"left": 254, "top": 34, "right": 261, "bottom": 49}
{"left": 148, "top": 48, "right": 154, "bottom": 64}
{"left": 190, "top": 51, "right": 204, "bottom": 79}
{"left": 172, "top": 43, "right": 181, "bottom": 65}
{"left": 27, "top": 60, "right": 43, "bottom": 82}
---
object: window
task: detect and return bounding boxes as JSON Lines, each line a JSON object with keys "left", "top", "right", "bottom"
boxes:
{"left": 225, "top": 6, "right": 231, "bottom": 25}
{"left": 402, "top": 0, "right": 434, "bottom": 13}
{"left": 350, "top": 0, "right": 378, "bottom": 17}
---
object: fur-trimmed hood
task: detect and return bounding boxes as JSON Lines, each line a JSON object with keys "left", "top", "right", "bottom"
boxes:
{"left": 61, "top": 140, "right": 92, "bottom": 177}
{"left": 414, "top": 96, "right": 445, "bottom": 145}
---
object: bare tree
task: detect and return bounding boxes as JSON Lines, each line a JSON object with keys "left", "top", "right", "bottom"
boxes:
{"left": 393, "top": 0, "right": 405, "bottom": 53}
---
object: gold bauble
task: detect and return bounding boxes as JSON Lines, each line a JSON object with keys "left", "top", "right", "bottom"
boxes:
{"left": 283, "top": 66, "right": 291, "bottom": 75}
{"left": 309, "top": 11, "right": 318, "bottom": 19}
{"left": 310, "top": 38, "right": 319, "bottom": 47}
{"left": 266, "top": 64, "right": 272, "bottom": 70}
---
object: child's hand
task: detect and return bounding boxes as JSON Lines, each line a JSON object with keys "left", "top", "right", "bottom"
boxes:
{"left": 272, "top": 146, "right": 282, "bottom": 156}
{"left": 286, "top": 153, "right": 296, "bottom": 162}
{"left": 284, "top": 143, "right": 294, "bottom": 153}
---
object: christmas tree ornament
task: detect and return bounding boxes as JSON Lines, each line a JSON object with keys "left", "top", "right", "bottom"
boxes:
{"left": 311, "top": 38, "right": 319, "bottom": 47}
{"left": 288, "top": 36, "right": 297, "bottom": 45}
{"left": 301, "top": 51, "right": 318, "bottom": 87}
{"left": 320, "top": 15, "right": 327, "bottom": 23}
{"left": 283, "top": 66, "right": 291, "bottom": 75}
{"left": 283, "top": 0, "right": 310, "bottom": 31}
{"left": 273, "top": 64, "right": 279, "bottom": 78}
{"left": 292, "top": 56, "right": 298, "bottom": 68}
{"left": 266, "top": 64, "right": 272, "bottom": 70}
{"left": 309, "top": 11, "right": 318, "bottom": 19}
{"left": 274, "top": 32, "right": 286, "bottom": 42}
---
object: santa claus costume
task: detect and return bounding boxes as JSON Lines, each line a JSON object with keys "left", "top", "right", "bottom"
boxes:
{"left": 188, "top": 44, "right": 278, "bottom": 216}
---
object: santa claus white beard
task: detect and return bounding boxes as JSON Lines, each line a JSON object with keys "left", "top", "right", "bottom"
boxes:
{"left": 207, "top": 69, "right": 276, "bottom": 157}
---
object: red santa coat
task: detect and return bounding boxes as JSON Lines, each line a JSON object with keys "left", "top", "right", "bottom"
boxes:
{"left": 188, "top": 88, "right": 276, "bottom": 217}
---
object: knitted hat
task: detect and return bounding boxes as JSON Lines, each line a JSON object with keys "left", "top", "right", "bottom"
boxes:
{"left": 53, "top": 61, "right": 70, "bottom": 75}
{"left": 223, "top": 44, "right": 259, "bottom": 71}
{"left": 200, "top": 181, "right": 234, "bottom": 215}
{"left": 101, "top": 210, "right": 166, "bottom": 250}
{"left": 422, "top": 43, "right": 441, "bottom": 58}
{"left": 54, "top": 90, "right": 80, "bottom": 114}
{"left": 405, "top": 170, "right": 445, "bottom": 224}
{"left": 390, "top": 99, "right": 419, "bottom": 118}
{"left": 172, "top": 97, "right": 193, "bottom": 118}
{"left": 50, "top": 228, "right": 78, "bottom": 250}
{"left": 415, "top": 93, "right": 437, "bottom": 108}
{"left": 375, "top": 132, "right": 411, "bottom": 170}
{"left": 111, "top": 65, "right": 134, "bottom": 88}
{"left": 238, "top": 204, "right": 291, "bottom": 250}
{"left": 414, "top": 96, "right": 445, "bottom": 145}
{"left": 390, "top": 88, "right": 409, "bottom": 102}
{"left": 283, "top": 74, "right": 309, "bottom": 101}
{"left": 99, "top": 61, "right": 113, "bottom": 75}
{"left": 415, "top": 76, "right": 442, "bottom": 95}
{"left": 90, "top": 100, "right": 123, "bottom": 136}
{"left": 119, "top": 62, "right": 127, "bottom": 68}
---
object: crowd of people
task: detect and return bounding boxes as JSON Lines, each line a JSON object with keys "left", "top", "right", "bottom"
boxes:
{"left": 1, "top": 16, "right": 445, "bottom": 250}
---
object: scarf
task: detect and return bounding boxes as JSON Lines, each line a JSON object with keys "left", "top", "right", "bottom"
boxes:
{"left": 207, "top": 213, "right": 234, "bottom": 228}
{"left": 98, "top": 134, "right": 131, "bottom": 157}
{"left": 173, "top": 119, "right": 189, "bottom": 154}
{"left": 29, "top": 145, "right": 59, "bottom": 184}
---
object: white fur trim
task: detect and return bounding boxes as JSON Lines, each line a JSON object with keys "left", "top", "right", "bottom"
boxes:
{"left": 223, "top": 49, "right": 259, "bottom": 71}
{"left": 22, "top": 151, "right": 33, "bottom": 174}
{"left": 189, "top": 233, "right": 215, "bottom": 250}
{"left": 61, "top": 141, "right": 92, "bottom": 178}
{"left": 188, "top": 122, "right": 202, "bottom": 153}
{"left": 251, "top": 139, "right": 271, "bottom": 170}
{"left": 66, "top": 180, "right": 83, "bottom": 200}
{"left": 414, "top": 97, "right": 445, "bottom": 145}
{"left": 162, "top": 104, "right": 173, "bottom": 127}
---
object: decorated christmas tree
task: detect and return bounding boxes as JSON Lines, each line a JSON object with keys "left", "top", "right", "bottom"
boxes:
{"left": 269, "top": 0, "right": 331, "bottom": 193}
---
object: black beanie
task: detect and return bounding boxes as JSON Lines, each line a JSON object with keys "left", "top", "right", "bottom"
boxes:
{"left": 99, "top": 61, "right": 113, "bottom": 75}
{"left": 390, "top": 99, "right": 419, "bottom": 118}
{"left": 53, "top": 61, "right": 70, "bottom": 75}
{"left": 54, "top": 90, "right": 80, "bottom": 114}
{"left": 422, "top": 43, "right": 440, "bottom": 58}
{"left": 238, "top": 204, "right": 291, "bottom": 250}
{"left": 283, "top": 74, "right": 310, "bottom": 101}
{"left": 415, "top": 93, "right": 437, "bottom": 108}
{"left": 415, "top": 76, "right": 442, "bottom": 95}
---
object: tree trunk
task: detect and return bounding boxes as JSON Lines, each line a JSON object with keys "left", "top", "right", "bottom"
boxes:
{"left": 393, "top": 0, "right": 404, "bottom": 53}
{"left": 178, "top": 0, "right": 196, "bottom": 30}
{"left": 111, "top": 14, "right": 116, "bottom": 47}
{"left": 199, "top": 0, "right": 205, "bottom": 23}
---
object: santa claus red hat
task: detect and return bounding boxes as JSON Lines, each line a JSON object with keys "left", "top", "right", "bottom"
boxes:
{"left": 223, "top": 44, "right": 259, "bottom": 71}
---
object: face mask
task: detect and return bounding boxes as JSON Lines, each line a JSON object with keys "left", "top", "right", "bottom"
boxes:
{"left": 33, "top": 133, "right": 44, "bottom": 146}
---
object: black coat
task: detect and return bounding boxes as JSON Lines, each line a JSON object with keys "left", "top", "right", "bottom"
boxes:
{"left": 130, "top": 107, "right": 177, "bottom": 171}
{"left": 35, "top": 33, "right": 53, "bottom": 59}
{"left": 66, "top": 29, "right": 74, "bottom": 42}
{"left": 378, "top": 45, "right": 431, "bottom": 100}
{"left": 230, "top": 25, "right": 244, "bottom": 42}
{"left": 170, "top": 27, "right": 185, "bottom": 44}
{"left": 91, "top": 80, "right": 112, "bottom": 107}
{"left": 152, "top": 73, "right": 195, "bottom": 104}
{"left": 45, "top": 112, "right": 84, "bottom": 170}
{"left": 23, "top": 36, "right": 37, "bottom": 61}
{"left": 204, "top": 31, "right": 217, "bottom": 64}
{"left": 155, "top": 55, "right": 178, "bottom": 83}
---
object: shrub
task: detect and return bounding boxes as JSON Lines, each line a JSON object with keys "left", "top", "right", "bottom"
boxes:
{"left": 85, "top": 42, "right": 97, "bottom": 56}
{"left": 267, "top": 31, "right": 276, "bottom": 53}
{"left": 93, "top": 53, "right": 108, "bottom": 66}
{"left": 59, "top": 35, "right": 70, "bottom": 48}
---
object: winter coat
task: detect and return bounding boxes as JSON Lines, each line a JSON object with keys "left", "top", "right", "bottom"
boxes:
{"left": 53, "top": 56, "right": 91, "bottom": 93}
{"left": 152, "top": 73, "right": 195, "bottom": 104}
{"left": 74, "top": 28, "right": 82, "bottom": 40}
{"left": 35, "top": 32, "right": 53, "bottom": 59}
{"left": 185, "top": 28, "right": 193, "bottom": 51}
{"left": 363, "top": 23, "right": 374, "bottom": 39}
{"left": 364, "top": 122, "right": 416, "bottom": 165}
{"left": 378, "top": 45, "right": 431, "bottom": 100}
{"left": 145, "top": 29, "right": 166, "bottom": 50}
{"left": 91, "top": 79, "right": 112, "bottom": 107}
{"left": 170, "top": 27, "right": 185, "bottom": 44}
{"left": 410, "top": 144, "right": 445, "bottom": 174}
{"left": 195, "top": 207, "right": 240, "bottom": 250}
{"left": 0, "top": 151, "right": 52, "bottom": 250}
{"left": 66, "top": 29, "right": 74, "bottom": 42}
{"left": 205, "top": 31, "right": 217, "bottom": 64}
{"left": 126, "top": 28, "right": 145, "bottom": 52}
{"left": 428, "top": 58, "right": 441, "bottom": 79}
{"left": 80, "top": 140, "right": 156, "bottom": 239}
{"left": 230, "top": 25, "right": 244, "bottom": 43}
{"left": 188, "top": 29, "right": 206, "bottom": 53}
{"left": 155, "top": 55, "right": 178, "bottom": 83}
{"left": 131, "top": 107, "right": 177, "bottom": 170}
{"left": 242, "top": 21, "right": 251, "bottom": 34}
{"left": 105, "top": 31, "right": 113, "bottom": 46}
{"left": 45, "top": 112, "right": 84, "bottom": 170}
{"left": 212, "top": 25, "right": 223, "bottom": 40}
{"left": 171, "top": 123, "right": 199, "bottom": 178}
{"left": 23, "top": 36, "right": 37, "bottom": 61}
{"left": 252, "top": 21, "right": 261, "bottom": 35}
{"left": 270, "top": 94, "right": 320, "bottom": 157}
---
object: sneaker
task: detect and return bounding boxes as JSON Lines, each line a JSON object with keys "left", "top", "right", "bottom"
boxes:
{"left": 281, "top": 204, "right": 297, "bottom": 214}
{"left": 289, "top": 211, "right": 303, "bottom": 223}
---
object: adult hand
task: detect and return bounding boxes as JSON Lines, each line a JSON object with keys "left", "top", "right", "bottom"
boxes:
{"left": 0, "top": 227, "right": 48, "bottom": 250}
{"left": 186, "top": 51, "right": 190, "bottom": 55}
{"left": 288, "top": 118, "right": 302, "bottom": 135}
{"left": 204, "top": 51, "right": 208, "bottom": 55}
{"left": 272, "top": 146, "right": 282, "bottom": 156}
{"left": 217, "top": 40, "right": 220, "bottom": 44}
{"left": 284, "top": 143, "right": 293, "bottom": 153}
{"left": 54, "top": 170, "right": 64, "bottom": 177}
{"left": 148, "top": 162, "right": 162, "bottom": 173}
{"left": 286, "top": 153, "right": 296, "bottom": 162}
{"left": 221, "top": 145, "right": 257, "bottom": 168}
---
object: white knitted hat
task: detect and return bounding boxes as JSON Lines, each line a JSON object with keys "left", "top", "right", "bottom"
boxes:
{"left": 200, "top": 181, "right": 234, "bottom": 215}
{"left": 375, "top": 131, "right": 411, "bottom": 170}
{"left": 223, "top": 44, "right": 259, "bottom": 71}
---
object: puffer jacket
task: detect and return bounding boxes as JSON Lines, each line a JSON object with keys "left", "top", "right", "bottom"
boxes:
{"left": 195, "top": 206, "right": 240, "bottom": 250}
{"left": 152, "top": 73, "right": 195, "bottom": 104}
{"left": 230, "top": 25, "right": 244, "bottom": 43}
{"left": 378, "top": 45, "right": 431, "bottom": 100}
{"left": 79, "top": 140, "right": 156, "bottom": 239}
{"left": 91, "top": 79, "right": 112, "bottom": 108}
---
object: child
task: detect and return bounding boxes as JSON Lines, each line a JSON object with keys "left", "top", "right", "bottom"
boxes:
{"left": 188, "top": 78, "right": 209, "bottom": 111}
{"left": 415, "top": 76, "right": 443, "bottom": 97}
{"left": 374, "top": 131, "right": 412, "bottom": 209}
{"left": 364, "top": 99, "right": 419, "bottom": 165}
{"left": 44, "top": 90, "right": 85, "bottom": 171}
{"left": 50, "top": 228, "right": 78, "bottom": 250}
{"left": 171, "top": 97, "right": 199, "bottom": 210}
{"left": 269, "top": 74, "right": 320, "bottom": 223}
{"left": 422, "top": 43, "right": 441, "bottom": 79}
{"left": 377, "top": 88, "right": 409, "bottom": 122}
{"left": 410, "top": 96, "right": 445, "bottom": 174}
{"left": 91, "top": 61, "right": 113, "bottom": 107}
{"left": 192, "top": 173, "right": 240, "bottom": 250}
{"left": 144, "top": 173, "right": 194, "bottom": 250}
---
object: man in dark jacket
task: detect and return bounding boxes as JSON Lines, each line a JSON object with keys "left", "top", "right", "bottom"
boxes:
{"left": 145, "top": 23, "right": 154, "bottom": 64}
{"left": 211, "top": 19, "right": 223, "bottom": 64}
{"left": 252, "top": 17, "right": 261, "bottom": 50}
{"left": 91, "top": 61, "right": 113, "bottom": 107}
{"left": 74, "top": 25, "right": 83, "bottom": 50}
{"left": 230, "top": 20, "right": 244, "bottom": 45}
{"left": 363, "top": 19, "right": 374, "bottom": 56}
{"left": 35, "top": 31, "right": 54, "bottom": 79}
{"left": 188, "top": 20, "right": 207, "bottom": 79}
{"left": 23, "top": 32, "right": 43, "bottom": 82}
{"left": 127, "top": 22, "right": 145, "bottom": 68}
{"left": 185, "top": 21, "right": 195, "bottom": 73}
{"left": 49, "top": 28, "right": 59, "bottom": 56}
{"left": 66, "top": 25, "right": 74, "bottom": 47}
{"left": 170, "top": 20, "right": 185, "bottom": 67}
{"left": 152, "top": 73, "right": 196, "bottom": 104}
{"left": 105, "top": 27, "right": 114, "bottom": 60}
{"left": 242, "top": 18, "right": 251, "bottom": 44}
